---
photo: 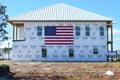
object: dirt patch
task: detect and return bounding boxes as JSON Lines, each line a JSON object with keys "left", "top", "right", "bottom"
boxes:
{"left": 1, "top": 61, "right": 120, "bottom": 80}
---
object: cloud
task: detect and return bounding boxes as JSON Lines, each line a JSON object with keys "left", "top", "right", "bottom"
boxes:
{"left": 109, "top": 28, "right": 120, "bottom": 35}
{"left": 0, "top": 39, "right": 12, "bottom": 48}
{"left": 114, "top": 37, "right": 120, "bottom": 41}
{"left": 113, "top": 29, "right": 120, "bottom": 35}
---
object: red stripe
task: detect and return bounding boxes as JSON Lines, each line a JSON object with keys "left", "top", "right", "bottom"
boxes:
{"left": 45, "top": 36, "right": 73, "bottom": 38}
{"left": 56, "top": 26, "right": 73, "bottom": 29}
{"left": 45, "top": 43, "right": 73, "bottom": 45}
{"left": 45, "top": 40, "right": 73, "bottom": 42}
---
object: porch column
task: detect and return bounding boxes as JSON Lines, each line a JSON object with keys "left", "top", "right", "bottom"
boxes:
{"left": 107, "top": 26, "right": 109, "bottom": 51}
{"left": 111, "top": 25, "right": 113, "bottom": 51}
{"left": 16, "top": 27, "right": 18, "bottom": 40}
{"left": 13, "top": 26, "right": 15, "bottom": 40}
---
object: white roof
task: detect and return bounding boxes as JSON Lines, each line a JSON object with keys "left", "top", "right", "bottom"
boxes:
{"left": 9, "top": 3, "right": 113, "bottom": 21}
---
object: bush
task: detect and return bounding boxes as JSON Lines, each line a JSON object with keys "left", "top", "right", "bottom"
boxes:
{"left": 0, "top": 64, "right": 10, "bottom": 74}
{"left": 117, "top": 54, "right": 120, "bottom": 61}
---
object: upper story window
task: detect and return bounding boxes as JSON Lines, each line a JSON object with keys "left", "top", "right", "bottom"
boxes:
{"left": 100, "top": 26, "right": 104, "bottom": 36}
{"left": 85, "top": 26, "right": 90, "bottom": 36}
{"left": 37, "top": 26, "right": 42, "bottom": 36}
{"left": 75, "top": 26, "right": 80, "bottom": 36}
{"left": 93, "top": 46, "right": 98, "bottom": 54}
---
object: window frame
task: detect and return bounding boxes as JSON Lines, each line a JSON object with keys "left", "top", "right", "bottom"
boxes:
{"left": 85, "top": 26, "right": 90, "bottom": 36}
{"left": 100, "top": 26, "right": 104, "bottom": 36}
{"left": 93, "top": 46, "right": 98, "bottom": 54}
{"left": 42, "top": 46, "right": 47, "bottom": 57}
{"left": 37, "top": 26, "right": 42, "bottom": 36}
{"left": 75, "top": 26, "right": 80, "bottom": 36}
{"left": 69, "top": 46, "right": 74, "bottom": 57}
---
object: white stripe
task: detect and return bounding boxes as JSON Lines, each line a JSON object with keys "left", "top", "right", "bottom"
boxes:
{"left": 56, "top": 30, "right": 73, "bottom": 32}
{"left": 56, "top": 27, "right": 73, "bottom": 29}
{"left": 56, "top": 33, "right": 73, "bottom": 35}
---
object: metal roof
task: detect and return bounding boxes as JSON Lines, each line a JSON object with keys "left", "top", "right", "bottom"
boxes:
{"left": 9, "top": 3, "right": 113, "bottom": 21}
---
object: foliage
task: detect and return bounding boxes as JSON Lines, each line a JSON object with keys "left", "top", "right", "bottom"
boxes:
{"left": 117, "top": 54, "right": 120, "bottom": 61}
{"left": 0, "top": 48, "right": 4, "bottom": 58}
{"left": 3, "top": 47, "right": 12, "bottom": 53}
{"left": 0, "top": 47, "right": 12, "bottom": 59}
{"left": 3, "top": 47, "right": 12, "bottom": 59}
{"left": 0, "top": 4, "right": 8, "bottom": 41}
{"left": 0, "top": 64, "right": 10, "bottom": 74}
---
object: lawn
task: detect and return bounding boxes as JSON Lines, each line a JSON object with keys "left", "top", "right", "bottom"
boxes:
{"left": 0, "top": 60, "right": 120, "bottom": 80}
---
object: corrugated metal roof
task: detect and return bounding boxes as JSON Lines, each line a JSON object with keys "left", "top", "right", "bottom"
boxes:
{"left": 9, "top": 3, "right": 113, "bottom": 21}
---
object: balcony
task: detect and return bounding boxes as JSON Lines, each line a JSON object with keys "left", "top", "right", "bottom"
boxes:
{"left": 107, "top": 51, "right": 117, "bottom": 56}
{"left": 13, "top": 39, "right": 25, "bottom": 42}
{"left": 107, "top": 51, "right": 117, "bottom": 62}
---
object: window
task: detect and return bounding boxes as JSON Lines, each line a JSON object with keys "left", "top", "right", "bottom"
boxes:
{"left": 75, "top": 26, "right": 80, "bottom": 36}
{"left": 85, "top": 26, "right": 90, "bottom": 36}
{"left": 93, "top": 46, "right": 98, "bottom": 54}
{"left": 42, "top": 46, "right": 47, "bottom": 57}
{"left": 69, "top": 46, "right": 74, "bottom": 57}
{"left": 37, "top": 26, "right": 42, "bottom": 36}
{"left": 100, "top": 26, "right": 104, "bottom": 36}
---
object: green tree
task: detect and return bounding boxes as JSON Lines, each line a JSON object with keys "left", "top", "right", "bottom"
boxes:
{"left": 0, "top": 48, "right": 4, "bottom": 59}
{"left": 0, "top": 4, "right": 8, "bottom": 41}
{"left": 117, "top": 50, "right": 120, "bottom": 61}
{"left": 3, "top": 47, "right": 12, "bottom": 60}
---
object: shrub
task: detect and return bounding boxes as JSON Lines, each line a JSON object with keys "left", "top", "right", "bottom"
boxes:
{"left": 117, "top": 54, "right": 120, "bottom": 61}
{"left": 0, "top": 64, "right": 10, "bottom": 74}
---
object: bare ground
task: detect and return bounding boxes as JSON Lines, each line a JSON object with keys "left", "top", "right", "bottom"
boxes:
{"left": 1, "top": 61, "right": 120, "bottom": 80}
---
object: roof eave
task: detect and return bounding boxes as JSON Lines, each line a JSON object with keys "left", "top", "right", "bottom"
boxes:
{"left": 7, "top": 19, "right": 113, "bottom": 23}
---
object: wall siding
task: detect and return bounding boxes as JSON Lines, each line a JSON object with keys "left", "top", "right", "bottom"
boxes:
{"left": 12, "top": 22, "right": 107, "bottom": 61}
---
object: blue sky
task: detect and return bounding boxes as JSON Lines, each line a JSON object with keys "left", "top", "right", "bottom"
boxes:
{"left": 0, "top": 0, "right": 120, "bottom": 50}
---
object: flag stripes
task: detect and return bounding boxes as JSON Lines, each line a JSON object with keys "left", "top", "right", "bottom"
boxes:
{"left": 45, "top": 26, "right": 74, "bottom": 45}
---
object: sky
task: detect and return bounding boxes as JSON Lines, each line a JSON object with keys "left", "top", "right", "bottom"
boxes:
{"left": 0, "top": 0, "right": 120, "bottom": 50}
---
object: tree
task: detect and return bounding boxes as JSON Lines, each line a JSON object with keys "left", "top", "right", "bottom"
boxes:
{"left": 3, "top": 47, "right": 12, "bottom": 60}
{"left": 0, "top": 4, "right": 8, "bottom": 41}
{"left": 117, "top": 50, "right": 120, "bottom": 61}
{"left": 0, "top": 48, "right": 4, "bottom": 59}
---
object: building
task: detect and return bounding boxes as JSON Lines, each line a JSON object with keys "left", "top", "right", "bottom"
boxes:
{"left": 8, "top": 3, "right": 114, "bottom": 61}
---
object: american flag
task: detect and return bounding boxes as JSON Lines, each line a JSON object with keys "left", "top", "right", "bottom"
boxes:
{"left": 45, "top": 26, "right": 74, "bottom": 45}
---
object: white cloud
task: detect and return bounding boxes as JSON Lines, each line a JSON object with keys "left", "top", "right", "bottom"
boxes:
{"left": 0, "top": 39, "right": 12, "bottom": 48}
{"left": 114, "top": 37, "right": 120, "bottom": 41}
{"left": 109, "top": 28, "right": 120, "bottom": 35}
{"left": 113, "top": 29, "right": 120, "bottom": 35}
